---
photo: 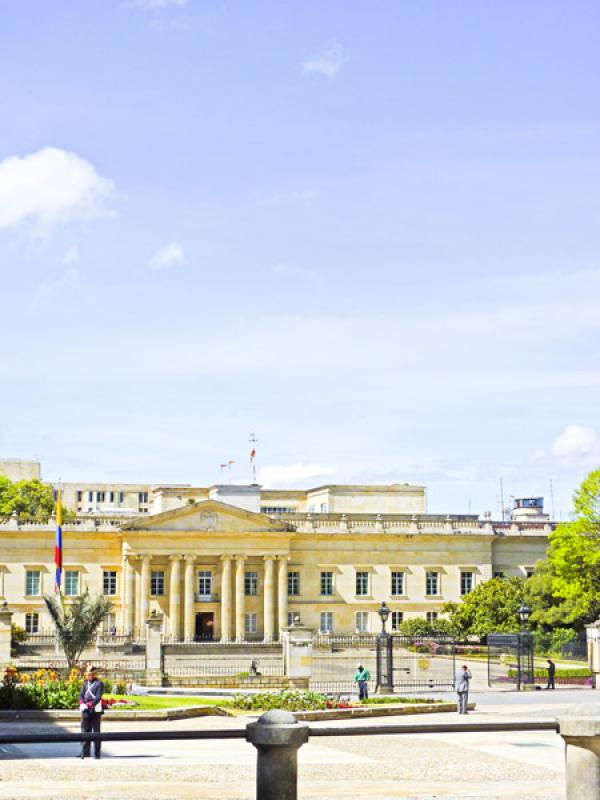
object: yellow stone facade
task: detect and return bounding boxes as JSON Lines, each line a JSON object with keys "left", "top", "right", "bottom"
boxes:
{"left": 0, "top": 483, "right": 551, "bottom": 640}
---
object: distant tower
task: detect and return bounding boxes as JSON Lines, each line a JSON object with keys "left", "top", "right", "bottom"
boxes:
{"left": 511, "top": 497, "right": 549, "bottom": 522}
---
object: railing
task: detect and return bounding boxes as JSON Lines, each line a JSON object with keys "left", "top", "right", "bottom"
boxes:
{"left": 167, "top": 664, "right": 284, "bottom": 677}
{"left": 1, "top": 717, "right": 587, "bottom": 800}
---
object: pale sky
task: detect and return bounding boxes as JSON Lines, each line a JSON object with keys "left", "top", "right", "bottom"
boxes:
{"left": 1, "top": 0, "right": 599, "bottom": 517}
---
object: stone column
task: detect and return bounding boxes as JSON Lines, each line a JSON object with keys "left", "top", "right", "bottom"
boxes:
{"left": 184, "top": 555, "right": 196, "bottom": 642}
{"left": 169, "top": 556, "right": 182, "bottom": 641}
{"left": 125, "top": 555, "right": 136, "bottom": 635}
{"left": 559, "top": 704, "right": 600, "bottom": 800}
{"left": 139, "top": 555, "right": 151, "bottom": 636}
{"left": 263, "top": 556, "right": 276, "bottom": 643}
{"left": 235, "top": 555, "right": 246, "bottom": 642}
{"left": 277, "top": 556, "right": 288, "bottom": 640}
{"left": 145, "top": 611, "right": 165, "bottom": 686}
{"left": 0, "top": 603, "right": 13, "bottom": 667}
{"left": 220, "top": 556, "right": 233, "bottom": 643}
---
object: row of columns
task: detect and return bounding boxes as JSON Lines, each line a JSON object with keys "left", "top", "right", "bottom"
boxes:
{"left": 121, "top": 552, "right": 288, "bottom": 643}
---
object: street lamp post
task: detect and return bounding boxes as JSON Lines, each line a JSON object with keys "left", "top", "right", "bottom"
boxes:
{"left": 376, "top": 602, "right": 394, "bottom": 695}
{"left": 516, "top": 602, "right": 532, "bottom": 691}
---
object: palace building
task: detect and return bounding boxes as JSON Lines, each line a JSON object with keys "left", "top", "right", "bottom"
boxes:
{"left": 0, "top": 475, "right": 552, "bottom": 640}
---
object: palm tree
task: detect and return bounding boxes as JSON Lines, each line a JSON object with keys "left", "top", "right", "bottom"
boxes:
{"left": 44, "top": 590, "right": 113, "bottom": 668}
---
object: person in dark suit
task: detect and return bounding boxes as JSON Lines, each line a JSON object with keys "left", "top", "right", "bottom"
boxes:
{"left": 79, "top": 666, "right": 104, "bottom": 759}
{"left": 546, "top": 659, "right": 556, "bottom": 690}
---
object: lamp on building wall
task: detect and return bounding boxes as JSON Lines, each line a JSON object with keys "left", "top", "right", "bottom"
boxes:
{"left": 377, "top": 602, "right": 390, "bottom": 634}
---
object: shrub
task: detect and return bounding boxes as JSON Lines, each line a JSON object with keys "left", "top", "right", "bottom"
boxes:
{"left": 229, "top": 690, "right": 329, "bottom": 711}
{"left": 507, "top": 667, "right": 590, "bottom": 679}
{"left": 0, "top": 666, "right": 84, "bottom": 710}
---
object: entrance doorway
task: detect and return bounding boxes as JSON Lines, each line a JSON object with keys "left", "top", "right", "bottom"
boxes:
{"left": 195, "top": 612, "right": 214, "bottom": 641}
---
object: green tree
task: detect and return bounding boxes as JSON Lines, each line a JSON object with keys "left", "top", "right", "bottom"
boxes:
{"left": 443, "top": 577, "right": 524, "bottom": 637}
{"left": 0, "top": 477, "right": 75, "bottom": 522}
{"left": 44, "top": 591, "right": 113, "bottom": 668}
{"left": 539, "top": 468, "right": 600, "bottom": 627}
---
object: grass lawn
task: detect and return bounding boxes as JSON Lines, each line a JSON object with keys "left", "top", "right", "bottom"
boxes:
{"left": 104, "top": 694, "right": 229, "bottom": 711}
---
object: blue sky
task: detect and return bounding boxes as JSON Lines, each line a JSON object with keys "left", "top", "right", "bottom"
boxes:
{"left": 1, "top": 0, "right": 599, "bottom": 517}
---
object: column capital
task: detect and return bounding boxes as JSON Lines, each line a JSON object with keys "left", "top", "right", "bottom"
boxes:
{"left": 169, "top": 554, "right": 182, "bottom": 562}
{"left": 140, "top": 554, "right": 151, "bottom": 564}
{"left": 235, "top": 554, "right": 247, "bottom": 563}
{"left": 263, "top": 554, "right": 276, "bottom": 562}
{"left": 184, "top": 554, "right": 196, "bottom": 564}
{"left": 220, "top": 554, "right": 233, "bottom": 562}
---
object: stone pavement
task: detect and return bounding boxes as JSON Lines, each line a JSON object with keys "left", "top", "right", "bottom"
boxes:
{"left": 0, "top": 689, "right": 580, "bottom": 799}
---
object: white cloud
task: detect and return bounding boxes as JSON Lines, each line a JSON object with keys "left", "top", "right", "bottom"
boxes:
{"left": 259, "top": 464, "right": 337, "bottom": 487}
{"left": 302, "top": 41, "right": 345, "bottom": 79}
{"left": 0, "top": 147, "right": 113, "bottom": 233}
{"left": 148, "top": 242, "right": 185, "bottom": 271}
{"left": 61, "top": 245, "right": 79, "bottom": 265}
{"left": 28, "top": 268, "right": 91, "bottom": 313}
{"left": 552, "top": 425, "right": 599, "bottom": 458}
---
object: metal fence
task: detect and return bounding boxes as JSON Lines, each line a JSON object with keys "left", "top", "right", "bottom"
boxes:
{"left": 487, "top": 632, "right": 534, "bottom": 689}
{"left": 311, "top": 635, "right": 456, "bottom": 693}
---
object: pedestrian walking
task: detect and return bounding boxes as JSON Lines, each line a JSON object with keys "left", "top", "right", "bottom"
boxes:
{"left": 546, "top": 658, "right": 556, "bottom": 690}
{"left": 455, "top": 664, "right": 472, "bottom": 714}
{"left": 354, "top": 663, "right": 371, "bottom": 700}
{"left": 79, "top": 665, "right": 104, "bottom": 759}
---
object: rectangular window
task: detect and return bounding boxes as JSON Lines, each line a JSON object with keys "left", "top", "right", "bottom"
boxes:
{"left": 138, "top": 492, "right": 148, "bottom": 504}
{"left": 103, "top": 570, "right": 117, "bottom": 596}
{"left": 425, "top": 571, "right": 439, "bottom": 596}
{"left": 25, "top": 570, "right": 41, "bottom": 596}
{"left": 320, "top": 611, "right": 333, "bottom": 634}
{"left": 109, "top": 491, "right": 114, "bottom": 503}
{"left": 287, "top": 611, "right": 296, "bottom": 627}
{"left": 244, "top": 571, "right": 258, "bottom": 596}
{"left": 76, "top": 491, "right": 83, "bottom": 502}
{"left": 287, "top": 571, "right": 300, "bottom": 596}
{"left": 244, "top": 612, "right": 257, "bottom": 635}
{"left": 97, "top": 491, "right": 105, "bottom": 502}
{"left": 151, "top": 571, "right": 165, "bottom": 596}
{"left": 320, "top": 571, "right": 333, "bottom": 596}
{"left": 460, "top": 571, "right": 474, "bottom": 595}
{"left": 25, "top": 612, "right": 39, "bottom": 634}
{"left": 355, "top": 611, "right": 369, "bottom": 633}
{"left": 320, "top": 503, "right": 328, "bottom": 513}
{"left": 119, "top": 492, "right": 125, "bottom": 503}
{"left": 493, "top": 571, "right": 505, "bottom": 579}
{"left": 88, "top": 491, "right": 93, "bottom": 502}
{"left": 391, "top": 571, "right": 404, "bottom": 596}
{"left": 426, "top": 611, "right": 438, "bottom": 623}
{"left": 197, "top": 571, "right": 212, "bottom": 596}
{"left": 64, "top": 571, "right": 79, "bottom": 597}
{"left": 355, "top": 571, "right": 369, "bottom": 596}
{"left": 391, "top": 611, "right": 404, "bottom": 630}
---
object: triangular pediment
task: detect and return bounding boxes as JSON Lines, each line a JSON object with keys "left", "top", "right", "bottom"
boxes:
{"left": 122, "top": 499, "right": 288, "bottom": 533}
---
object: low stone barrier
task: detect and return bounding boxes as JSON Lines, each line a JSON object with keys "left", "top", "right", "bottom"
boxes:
{"left": 293, "top": 701, "right": 475, "bottom": 721}
{"left": 0, "top": 705, "right": 232, "bottom": 721}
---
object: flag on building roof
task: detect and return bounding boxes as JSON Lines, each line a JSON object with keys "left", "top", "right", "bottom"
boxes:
{"left": 54, "top": 491, "right": 63, "bottom": 593}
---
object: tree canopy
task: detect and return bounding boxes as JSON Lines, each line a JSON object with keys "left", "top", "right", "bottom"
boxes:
{"left": 443, "top": 577, "right": 524, "bottom": 637}
{"left": 533, "top": 468, "right": 600, "bottom": 628}
{"left": 0, "top": 477, "right": 56, "bottom": 521}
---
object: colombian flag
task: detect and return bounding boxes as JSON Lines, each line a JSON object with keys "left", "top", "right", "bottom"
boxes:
{"left": 54, "top": 491, "right": 63, "bottom": 593}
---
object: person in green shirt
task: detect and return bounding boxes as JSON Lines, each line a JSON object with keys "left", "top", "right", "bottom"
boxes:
{"left": 354, "top": 663, "right": 371, "bottom": 700}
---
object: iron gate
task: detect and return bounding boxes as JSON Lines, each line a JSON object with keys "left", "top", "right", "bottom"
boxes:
{"left": 487, "top": 632, "right": 534, "bottom": 689}
{"left": 311, "top": 635, "right": 456, "bottom": 693}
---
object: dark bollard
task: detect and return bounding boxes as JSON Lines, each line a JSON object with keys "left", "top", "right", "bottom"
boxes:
{"left": 246, "top": 709, "right": 309, "bottom": 800}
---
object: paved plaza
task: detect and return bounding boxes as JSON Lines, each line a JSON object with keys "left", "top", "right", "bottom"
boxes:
{"left": 0, "top": 689, "right": 582, "bottom": 799}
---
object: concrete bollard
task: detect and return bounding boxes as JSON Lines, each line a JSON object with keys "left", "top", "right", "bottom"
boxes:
{"left": 559, "top": 705, "right": 600, "bottom": 800}
{"left": 246, "top": 709, "right": 309, "bottom": 800}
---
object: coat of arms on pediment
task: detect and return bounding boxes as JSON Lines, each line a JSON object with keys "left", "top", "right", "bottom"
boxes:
{"left": 197, "top": 511, "right": 218, "bottom": 531}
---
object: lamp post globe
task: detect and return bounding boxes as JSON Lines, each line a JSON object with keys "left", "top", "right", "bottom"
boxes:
{"left": 517, "top": 602, "right": 531, "bottom": 629}
{"left": 378, "top": 601, "right": 390, "bottom": 633}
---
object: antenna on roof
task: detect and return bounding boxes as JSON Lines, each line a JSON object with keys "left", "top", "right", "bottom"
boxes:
{"left": 249, "top": 432, "right": 258, "bottom": 483}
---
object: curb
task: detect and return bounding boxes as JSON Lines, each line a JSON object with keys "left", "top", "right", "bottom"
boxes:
{"left": 0, "top": 706, "right": 233, "bottom": 721}
{"left": 292, "top": 702, "right": 476, "bottom": 721}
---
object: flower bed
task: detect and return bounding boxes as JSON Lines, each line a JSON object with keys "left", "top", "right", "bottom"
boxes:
{"left": 0, "top": 666, "right": 130, "bottom": 711}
